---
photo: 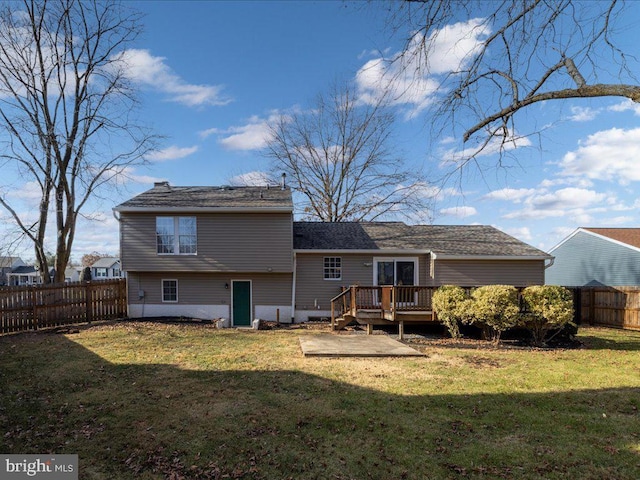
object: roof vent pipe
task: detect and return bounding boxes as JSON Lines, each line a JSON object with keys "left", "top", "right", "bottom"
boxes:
{"left": 281, "top": 172, "right": 287, "bottom": 190}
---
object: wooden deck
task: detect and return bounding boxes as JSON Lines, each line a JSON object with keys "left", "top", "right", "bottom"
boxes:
{"left": 331, "top": 286, "right": 437, "bottom": 338}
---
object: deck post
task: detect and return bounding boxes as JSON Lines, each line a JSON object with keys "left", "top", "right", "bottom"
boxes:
{"left": 398, "top": 320, "right": 404, "bottom": 341}
{"left": 331, "top": 302, "right": 335, "bottom": 330}
{"left": 367, "top": 323, "right": 373, "bottom": 335}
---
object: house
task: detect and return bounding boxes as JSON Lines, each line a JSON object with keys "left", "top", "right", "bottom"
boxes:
{"left": 114, "top": 182, "right": 552, "bottom": 325}
{"left": 6, "top": 265, "right": 55, "bottom": 286}
{"left": 0, "top": 256, "right": 25, "bottom": 285}
{"left": 546, "top": 228, "right": 640, "bottom": 286}
{"left": 65, "top": 266, "right": 83, "bottom": 282}
{"left": 90, "top": 257, "right": 122, "bottom": 280}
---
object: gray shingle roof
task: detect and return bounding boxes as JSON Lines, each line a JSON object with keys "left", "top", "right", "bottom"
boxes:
{"left": 91, "top": 257, "right": 120, "bottom": 268}
{"left": 115, "top": 183, "right": 293, "bottom": 211}
{"left": 293, "top": 222, "right": 550, "bottom": 258}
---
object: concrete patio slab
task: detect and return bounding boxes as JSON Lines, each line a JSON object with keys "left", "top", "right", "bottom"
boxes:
{"left": 299, "top": 334, "right": 424, "bottom": 357}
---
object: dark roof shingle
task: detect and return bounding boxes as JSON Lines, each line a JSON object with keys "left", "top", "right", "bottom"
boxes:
{"left": 293, "top": 222, "right": 549, "bottom": 257}
{"left": 115, "top": 183, "right": 293, "bottom": 211}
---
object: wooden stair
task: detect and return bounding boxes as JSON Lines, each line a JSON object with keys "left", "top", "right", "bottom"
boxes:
{"left": 333, "top": 315, "right": 356, "bottom": 331}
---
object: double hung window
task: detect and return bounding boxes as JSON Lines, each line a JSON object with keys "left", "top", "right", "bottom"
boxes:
{"left": 157, "top": 217, "right": 197, "bottom": 255}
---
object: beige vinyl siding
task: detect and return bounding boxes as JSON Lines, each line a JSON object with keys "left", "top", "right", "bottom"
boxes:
{"left": 120, "top": 212, "right": 293, "bottom": 272}
{"left": 435, "top": 259, "right": 545, "bottom": 286}
{"left": 128, "top": 272, "right": 292, "bottom": 306}
{"left": 294, "top": 253, "right": 430, "bottom": 310}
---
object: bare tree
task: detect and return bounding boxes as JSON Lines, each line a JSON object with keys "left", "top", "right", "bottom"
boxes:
{"left": 81, "top": 251, "right": 110, "bottom": 268}
{"left": 382, "top": 0, "right": 639, "bottom": 163}
{"left": 265, "top": 83, "right": 432, "bottom": 222}
{"left": 0, "top": 0, "right": 156, "bottom": 283}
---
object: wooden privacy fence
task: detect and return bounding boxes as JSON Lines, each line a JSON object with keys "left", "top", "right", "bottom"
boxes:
{"left": 571, "top": 286, "right": 640, "bottom": 330}
{"left": 0, "top": 279, "right": 127, "bottom": 334}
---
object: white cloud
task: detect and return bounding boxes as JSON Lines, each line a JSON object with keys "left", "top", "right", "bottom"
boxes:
{"left": 114, "top": 49, "right": 231, "bottom": 107}
{"left": 568, "top": 106, "right": 598, "bottom": 122}
{"left": 229, "top": 171, "right": 272, "bottom": 186}
{"left": 439, "top": 206, "right": 477, "bottom": 218}
{"left": 529, "top": 187, "right": 605, "bottom": 210}
{"left": 145, "top": 145, "right": 198, "bottom": 162}
{"left": 210, "top": 112, "right": 286, "bottom": 151}
{"left": 502, "top": 187, "right": 610, "bottom": 220}
{"left": 7, "top": 181, "right": 44, "bottom": 206}
{"left": 482, "top": 188, "right": 537, "bottom": 203}
{"left": 104, "top": 166, "right": 165, "bottom": 186}
{"left": 559, "top": 127, "right": 640, "bottom": 185}
{"left": 355, "top": 18, "right": 490, "bottom": 118}
{"left": 440, "top": 133, "right": 532, "bottom": 166}
{"left": 608, "top": 99, "right": 640, "bottom": 116}
{"left": 503, "top": 226, "right": 532, "bottom": 241}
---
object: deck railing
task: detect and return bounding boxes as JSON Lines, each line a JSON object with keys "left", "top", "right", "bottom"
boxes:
{"left": 331, "top": 285, "right": 436, "bottom": 325}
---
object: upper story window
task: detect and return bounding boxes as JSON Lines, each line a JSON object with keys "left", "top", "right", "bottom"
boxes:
{"left": 156, "top": 216, "right": 197, "bottom": 255}
{"left": 323, "top": 257, "right": 342, "bottom": 280}
{"left": 94, "top": 267, "right": 108, "bottom": 277}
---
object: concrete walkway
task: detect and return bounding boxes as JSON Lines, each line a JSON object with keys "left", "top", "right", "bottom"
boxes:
{"left": 299, "top": 334, "right": 424, "bottom": 357}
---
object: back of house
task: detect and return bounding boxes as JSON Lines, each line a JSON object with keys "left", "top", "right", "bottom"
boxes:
{"left": 115, "top": 182, "right": 551, "bottom": 324}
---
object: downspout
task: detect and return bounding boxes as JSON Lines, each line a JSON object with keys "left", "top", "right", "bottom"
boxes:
{"left": 112, "top": 209, "right": 129, "bottom": 318}
{"left": 291, "top": 251, "right": 297, "bottom": 323}
{"left": 430, "top": 251, "right": 436, "bottom": 280}
{"left": 544, "top": 257, "right": 555, "bottom": 269}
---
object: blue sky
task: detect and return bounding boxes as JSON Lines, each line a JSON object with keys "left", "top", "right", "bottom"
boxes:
{"left": 3, "top": 1, "right": 640, "bottom": 263}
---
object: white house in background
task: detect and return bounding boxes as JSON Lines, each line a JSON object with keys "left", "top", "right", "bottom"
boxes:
{"left": 91, "top": 257, "right": 122, "bottom": 279}
{"left": 0, "top": 256, "right": 25, "bottom": 285}
{"left": 65, "top": 266, "right": 83, "bottom": 282}
{"left": 6, "top": 265, "right": 55, "bottom": 286}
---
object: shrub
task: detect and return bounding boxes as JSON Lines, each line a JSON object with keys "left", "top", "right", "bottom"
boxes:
{"left": 432, "top": 285, "right": 469, "bottom": 338}
{"left": 521, "top": 285, "right": 574, "bottom": 346}
{"left": 469, "top": 285, "right": 520, "bottom": 343}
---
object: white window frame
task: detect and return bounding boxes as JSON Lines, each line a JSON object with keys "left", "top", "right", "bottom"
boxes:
{"left": 372, "top": 257, "right": 419, "bottom": 286}
{"left": 161, "top": 279, "right": 178, "bottom": 303}
{"left": 323, "top": 256, "right": 342, "bottom": 280}
{"left": 94, "top": 267, "right": 108, "bottom": 278}
{"left": 156, "top": 216, "right": 197, "bottom": 255}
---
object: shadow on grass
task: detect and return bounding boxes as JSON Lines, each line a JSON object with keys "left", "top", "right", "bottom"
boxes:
{"left": 0, "top": 330, "right": 639, "bottom": 480}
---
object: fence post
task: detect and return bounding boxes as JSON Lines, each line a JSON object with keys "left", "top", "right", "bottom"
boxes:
{"left": 31, "top": 286, "right": 37, "bottom": 331}
{"left": 85, "top": 282, "right": 93, "bottom": 323}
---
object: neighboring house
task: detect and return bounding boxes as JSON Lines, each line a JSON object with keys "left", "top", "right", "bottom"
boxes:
{"left": 0, "top": 256, "right": 25, "bottom": 285}
{"left": 6, "top": 266, "right": 55, "bottom": 286}
{"left": 546, "top": 228, "right": 640, "bottom": 286}
{"left": 65, "top": 266, "right": 83, "bottom": 282}
{"left": 90, "top": 257, "right": 122, "bottom": 280}
{"left": 115, "top": 182, "right": 551, "bottom": 324}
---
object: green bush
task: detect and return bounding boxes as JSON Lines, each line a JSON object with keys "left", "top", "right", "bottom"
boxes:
{"left": 469, "top": 285, "right": 520, "bottom": 342}
{"left": 521, "top": 285, "right": 574, "bottom": 346}
{"left": 432, "top": 285, "right": 469, "bottom": 338}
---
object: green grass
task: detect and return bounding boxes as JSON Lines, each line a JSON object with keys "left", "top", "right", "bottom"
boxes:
{"left": 1, "top": 322, "right": 639, "bottom": 479}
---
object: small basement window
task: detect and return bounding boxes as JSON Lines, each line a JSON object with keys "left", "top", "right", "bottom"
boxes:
{"left": 162, "top": 279, "right": 178, "bottom": 302}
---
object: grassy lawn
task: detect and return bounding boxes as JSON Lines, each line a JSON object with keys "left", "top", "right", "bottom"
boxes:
{"left": 1, "top": 322, "right": 639, "bottom": 479}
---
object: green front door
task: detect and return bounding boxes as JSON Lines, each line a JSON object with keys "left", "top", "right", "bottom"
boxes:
{"left": 232, "top": 280, "right": 251, "bottom": 326}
